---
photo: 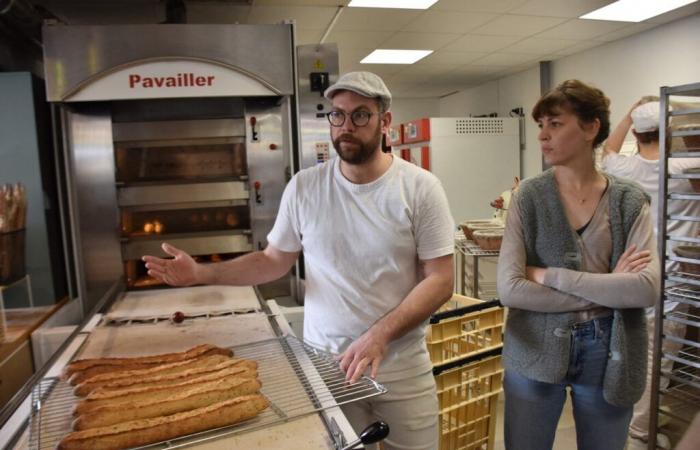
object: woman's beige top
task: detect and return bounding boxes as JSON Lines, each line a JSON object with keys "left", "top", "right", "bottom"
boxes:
{"left": 497, "top": 188, "right": 660, "bottom": 316}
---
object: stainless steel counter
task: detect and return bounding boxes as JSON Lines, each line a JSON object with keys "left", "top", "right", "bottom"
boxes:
{"left": 0, "top": 286, "right": 358, "bottom": 450}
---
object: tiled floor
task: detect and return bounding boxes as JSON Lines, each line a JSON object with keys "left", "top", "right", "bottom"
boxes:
{"left": 493, "top": 393, "right": 578, "bottom": 450}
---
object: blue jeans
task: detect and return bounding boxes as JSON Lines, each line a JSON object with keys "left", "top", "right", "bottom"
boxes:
{"left": 504, "top": 316, "right": 633, "bottom": 450}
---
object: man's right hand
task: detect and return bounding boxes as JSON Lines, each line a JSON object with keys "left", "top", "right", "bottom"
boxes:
{"left": 142, "top": 243, "right": 201, "bottom": 286}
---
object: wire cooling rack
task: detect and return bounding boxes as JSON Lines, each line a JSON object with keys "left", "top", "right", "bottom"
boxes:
{"left": 28, "top": 335, "right": 387, "bottom": 449}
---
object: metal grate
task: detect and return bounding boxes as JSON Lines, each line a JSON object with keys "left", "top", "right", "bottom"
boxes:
{"left": 666, "top": 284, "right": 700, "bottom": 308}
{"left": 455, "top": 119, "right": 504, "bottom": 135}
{"left": 457, "top": 239, "right": 500, "bottom": 257}
{"left": 29, "top": 335, "right": 387, "bottom": 450}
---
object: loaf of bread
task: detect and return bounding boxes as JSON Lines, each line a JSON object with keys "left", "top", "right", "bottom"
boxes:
{"left": 66, "top": 344, "right": 233, "bottom": 384}
{"left": 74, "top": 366, "right": 256, "bottom": 415}
{"left": 73, "top": 357, "right": 257, "bottom": 397}
{"left": 74, "top": 359, "right": 257, "bottom": 396}
{"left": 73, "top": 377, "right": 262, "bottom": 430}
{"left": 58, "top": 394, "right": 269, "bottom": 450}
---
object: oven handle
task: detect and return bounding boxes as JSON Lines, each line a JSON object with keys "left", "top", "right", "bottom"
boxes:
{"left": 339, "top": 421, "right": 389, "bottom": 450}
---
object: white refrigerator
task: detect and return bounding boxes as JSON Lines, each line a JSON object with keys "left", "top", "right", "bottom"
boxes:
{"left": 393, "top": 117, "right": 521, "bottom": 224}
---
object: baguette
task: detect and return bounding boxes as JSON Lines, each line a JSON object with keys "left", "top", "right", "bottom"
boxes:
{"left": 64, "top": 344, "right": 222, "bottom": 374}
{"left": 73, "top": 356, "right": 256, "bottom": 396}
{"left": 73, "top": 377, "right": 262, "bottom": 430}
{"left": 73, "top": 359, "right": 257, "bottom": 396}
{"left": 67, "top": 346, "right": 233, "bottom": 384}
{"left": 58, "top": 394, "right": 269, "bottom": 450}
{"left": 74, "top": 366, "right": 257, "bottom": 415}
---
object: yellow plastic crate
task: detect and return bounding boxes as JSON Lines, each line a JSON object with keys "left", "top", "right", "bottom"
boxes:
{"left": 435, "top": 355, "right": 503, "bottom": 450}
{"left": 426, "top": 294, "right": 504, "bottom": 366}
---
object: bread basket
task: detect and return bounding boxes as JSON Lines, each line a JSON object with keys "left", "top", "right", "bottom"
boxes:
{"left": 459, "top": 219, "right": 503, "bottom": 240}
{"left": 472, "top": 229, "right": 504, "bottom": 251}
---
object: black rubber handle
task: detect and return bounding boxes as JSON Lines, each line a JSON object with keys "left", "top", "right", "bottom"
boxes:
{"left": 360, "top": 421, "right": 390, "bottom": 444}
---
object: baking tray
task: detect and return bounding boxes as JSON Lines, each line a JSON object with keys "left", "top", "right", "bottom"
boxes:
{"left": 28, "top": 335, "right": 387, "bottom": 450}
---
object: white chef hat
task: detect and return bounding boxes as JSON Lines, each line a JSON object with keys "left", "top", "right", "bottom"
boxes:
{"left": 631, "top": 102, "right": 661, "bottom": 133}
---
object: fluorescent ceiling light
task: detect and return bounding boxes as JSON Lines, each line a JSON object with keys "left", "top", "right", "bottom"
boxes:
{"left": 361, "top": 49, "right": 433, "bottom": 64}
{"left": 348, "top": 0, "right": 439, "bottom": 9}
{"left": 580, "top": 0, "right": 697, "bottom": 22}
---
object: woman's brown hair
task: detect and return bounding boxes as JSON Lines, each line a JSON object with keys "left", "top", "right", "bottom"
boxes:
{"left": 532, "top": 79, "right": 611, "bottom": 148}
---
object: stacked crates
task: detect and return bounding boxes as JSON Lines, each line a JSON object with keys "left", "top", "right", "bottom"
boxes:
{"left": 427, "top": 294, "right": 504, "bottom": 450}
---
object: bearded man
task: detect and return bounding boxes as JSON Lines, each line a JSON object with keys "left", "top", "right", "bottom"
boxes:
{"left": 143, "top": 72, "right": 455, "bottom": 450}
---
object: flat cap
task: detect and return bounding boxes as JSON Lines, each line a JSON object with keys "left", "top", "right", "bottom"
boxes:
{"left": 324, "top": 71, "right": 392, "bottom": 111}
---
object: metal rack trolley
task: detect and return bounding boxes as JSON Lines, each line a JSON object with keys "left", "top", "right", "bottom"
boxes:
{"left": 454, "top": 231, "right": 499, "bottom": 300}
{"left": 650, "top": 81, "right": 700, "bottom": 449}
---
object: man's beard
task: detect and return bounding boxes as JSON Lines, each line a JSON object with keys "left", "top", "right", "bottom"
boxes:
{"left": 332, "top": 125, "right": 382, "bottom": 165}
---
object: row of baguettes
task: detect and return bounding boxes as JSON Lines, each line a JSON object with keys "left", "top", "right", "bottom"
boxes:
{"left": 64, "top": 344, "right": 234, "bottom": 384}
{"left": 57, "top": 344, "right": 269, "bottom": 450}
{"left": 58, "top": 395, "right": 269, "bottom": 450}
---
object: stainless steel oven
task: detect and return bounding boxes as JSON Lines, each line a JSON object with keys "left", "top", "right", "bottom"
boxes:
{"left": 43, "top": 24, "right": 310, "bottom": 317}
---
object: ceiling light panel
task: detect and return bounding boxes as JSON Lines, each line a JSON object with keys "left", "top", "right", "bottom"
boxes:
{"left": 348, "top": 0, "right": 439, "bottom": 9}
{"left": 581, "top": 0, "right": 698, "bottom": 22}
{"left": 361, "top": 49, "right": 433, "bottom": 64}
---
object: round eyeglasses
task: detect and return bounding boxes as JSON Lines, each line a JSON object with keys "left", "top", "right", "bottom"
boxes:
{"left": 326, "top": 110, "right": 377, "bottom": 127}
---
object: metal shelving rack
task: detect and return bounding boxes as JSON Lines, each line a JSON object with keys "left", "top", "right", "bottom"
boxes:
{"left": 650, "top": 82, "right": 700, "bottom": 449}
{"left": 454, "top": 231, "right": 499, "bottom": 300}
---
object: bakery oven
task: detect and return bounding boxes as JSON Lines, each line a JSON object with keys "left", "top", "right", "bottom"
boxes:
{"left": 43, "top": 24, "right": 305, "bottom": 316}
{"left": 112, "top": 114, "right": 253, "bottom": 289}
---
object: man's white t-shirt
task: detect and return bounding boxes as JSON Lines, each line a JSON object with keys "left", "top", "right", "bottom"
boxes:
{"left": 602, "top": 152, "right": 700, "bottom": 313}
{"left": 268, "top": 155, "right": 455, "bottom": 382}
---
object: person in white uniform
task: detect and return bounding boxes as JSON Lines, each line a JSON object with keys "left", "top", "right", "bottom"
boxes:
{"left": 601, "top": 98, "right": 700, "bottom": 450}
{"left": 143, "top": 71, "right": 455, "bottom": 450}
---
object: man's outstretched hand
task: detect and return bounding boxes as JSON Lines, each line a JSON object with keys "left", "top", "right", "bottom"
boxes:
{"left": 142, "top": 243, "right": 200, "bottom": 286}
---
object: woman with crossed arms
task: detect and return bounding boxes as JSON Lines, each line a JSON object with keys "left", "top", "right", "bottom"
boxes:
{"left": 497, "top": 80, "right": 660, "bottom": 450}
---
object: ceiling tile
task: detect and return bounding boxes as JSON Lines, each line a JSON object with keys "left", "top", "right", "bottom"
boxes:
{"left": 390, "top": 72, "right": 432, "bottom": 84}
{"left": 425, "top": 71, "right": 491, "bottom": 87}
{"left": 253, "top": 0, "right": 350, "bottom": 5}
{"left": 416, "top": 51, "right": 490, "bottom": 65}
{"left": 389, "top": 82, "right": 453, "bottom": 99}
{"left": 296, "top": 28, "right": 323, "bottom": 45}
{"left": 644, "top": 1, "right": 700, "bottom": 24}
{"left": 246, "top": 5, "right": 337, "bottom": 28}
{"left": 341, "top": 62, "right": 404, "bottom": 78}
{"left": 451, "top": 65, "right": 504, "bottom": 77}
{"left": 472, "top": 52, "right": 540, "bottom": 66}
{"left": 502, "top": 37, "right": 582, "bottom": 54}
{"left": 433, "top": 0, "right": 529, "bottom": 14}
{"left": 186, "top": 4, "right": 251, "bottom": 23}
{"left": 333, "top": 8, "right": 421, "bottom": 31}
{"left": 552, "top": 40, "right": 605, "bottom": 56}
{"left": 379, "top": 32, "right": 460, "bottom": 50}
{"left": 326, "top": 30, "right": 394, "bottom": 50}
{"left": 470, "top": 14, "right": 568, "bottom": 36}
{"left": 592, "top": 22, "right": 658, "bottom": 42}
{"left": 388, "top": 63, "right": 456, "bottom": 84}
{"left": 417, "top": 84, "right": 468, "bottom": 97}
{"left": 442, "top": 34, "right": 523, "bottom": 53}
{"left": 534, "top": 19, "right": 628, "bottom": 40}
{"left": 403, "top": 10, "right": 498, "bottom": 33}
{"left": 510, "top": 0, "right": 614, "bottom": 18}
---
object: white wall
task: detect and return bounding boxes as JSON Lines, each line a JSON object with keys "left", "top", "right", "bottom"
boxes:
{"left": 439, "top": 81, "right": 499, "bottom": 117}
{"left": 390, "top": 97, "right": 441, "bottom": 124}
{"left": 439, "top": 12, "right": 700, "bottom": 181}
{"left": 438, "top": 70, "right": 541, "bottom": 180}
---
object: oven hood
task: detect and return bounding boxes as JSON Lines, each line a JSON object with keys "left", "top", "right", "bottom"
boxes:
{"left": 42, "top": 24, "right": 295, "bottom": 102}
